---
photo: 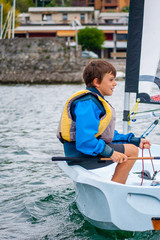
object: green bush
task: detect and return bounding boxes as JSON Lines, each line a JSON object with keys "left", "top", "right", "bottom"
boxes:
{"left": 78, "top": 27, "right": 105, "bottom": 51}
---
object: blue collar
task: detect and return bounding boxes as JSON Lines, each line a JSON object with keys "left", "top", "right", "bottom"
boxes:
{"left": 86, "top": 87, "right": 104, "bottom": 99}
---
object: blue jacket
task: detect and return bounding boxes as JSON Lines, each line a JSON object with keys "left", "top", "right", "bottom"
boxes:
{"left": 64, "top": 87, "right": 140, "bottom": 158}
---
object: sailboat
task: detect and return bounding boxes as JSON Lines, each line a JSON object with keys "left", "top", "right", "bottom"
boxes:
{"left": 53, "top": 0, "right": 160, "bottom": 232}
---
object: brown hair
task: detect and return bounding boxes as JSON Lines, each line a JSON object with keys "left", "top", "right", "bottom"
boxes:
{"left": 83, "top": 59, "right": 116, "bottom": 87}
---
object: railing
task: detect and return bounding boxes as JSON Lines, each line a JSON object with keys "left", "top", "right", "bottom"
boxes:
{"left": 104, "top": 0, "right": 118, "bottom": 6}
{"left": 111, "top": 52, "right": 126, "bottom": 58}
{"left": 87, "top": 0, "right": 95, "bottom": 5}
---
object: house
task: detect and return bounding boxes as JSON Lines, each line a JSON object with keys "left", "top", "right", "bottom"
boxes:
{"left": 71, "top": 0, "right": 130, "bottom": 12}
{"left": 15, "top": 7, "right": 128, "bottom": 58}
{"left": 28, "top": 6, "right": 94, "bottom": 25}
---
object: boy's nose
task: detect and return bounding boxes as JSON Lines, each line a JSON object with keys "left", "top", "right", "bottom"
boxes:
{"left": 114, "top": 80, "right": 117, "bottom": 86}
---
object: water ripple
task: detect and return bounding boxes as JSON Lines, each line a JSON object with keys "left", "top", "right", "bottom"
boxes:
{"left": 0, "top": 84, "right": 159, "bottom": 239}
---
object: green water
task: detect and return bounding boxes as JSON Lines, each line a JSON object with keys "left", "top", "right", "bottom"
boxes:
{"left": 0, "top": 84, "right": 160, "bottom": 239}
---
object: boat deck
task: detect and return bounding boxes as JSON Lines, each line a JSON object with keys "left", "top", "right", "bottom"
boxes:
{"left": 90, "top": 160, "right": 160, "bottom": 187}
{"left": 90, "top": 145, "right": 160, "bottom": 187}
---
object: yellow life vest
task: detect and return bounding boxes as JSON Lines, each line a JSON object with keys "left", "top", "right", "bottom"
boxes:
{"left": 57, "top": 90, "right": 115, "bottom": 143}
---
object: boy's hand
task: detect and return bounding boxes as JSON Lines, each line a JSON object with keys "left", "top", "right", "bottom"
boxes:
{"left": 139, "top": 139, "right": 151, "bottom": 149}
{"left": 110, "top": 151, "right": 128, "bottom": 163}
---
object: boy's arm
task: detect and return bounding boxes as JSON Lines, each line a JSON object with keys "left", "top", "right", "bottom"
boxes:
{"left": 112, "top": 130, "right": 141, "bottom": 147}
{"left": 113, "top": 130, "right": 151, "bottom": 149}
{"left": 74, "top": 99, "right": 113, "bottom": 157}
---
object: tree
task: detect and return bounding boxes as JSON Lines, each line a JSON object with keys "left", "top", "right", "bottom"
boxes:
{"left": 46, "top": 0, "right": 57, "bottom": 7}
{"left": 78, "top": 27, "right": 105, "bottom": 51}
{"left": 33, "top": 0, "right": 51, "bottom": 7}
{"left": 0, "top": 0, "right": 19, "bottom": 26}
{"left": 8, "top": 0, "right": 34, "bottom": 12}
{"left": 0, "top": 0, "right": 11, "bottom": 25}
{"left": 0, "top": 0, "right": 19, "bottom": 37}
{"left": 16, "top": 0, "right": 34, "bottom": 12}
{"left": 46, "top": 0, "right": 71, "bottom": 7}
{"left": 122, "top": 6, "right": 129, "bottom": 12}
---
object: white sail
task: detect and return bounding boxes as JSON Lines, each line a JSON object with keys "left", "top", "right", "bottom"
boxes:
{"left": 139, "top": 0, "right": 160, "bottom": 98}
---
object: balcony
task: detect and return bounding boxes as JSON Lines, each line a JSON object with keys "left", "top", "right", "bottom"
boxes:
{"left": 87, "top": 0, "right": 95, "bottom": 3}
{"left": 102, "top": 40, "right": 127, "bottom": 49}
{"left": 87, "top": 0, "right": 95, "bottom": 6}
{"left": 103, "top": 0, "right": 118, "bottom": 6}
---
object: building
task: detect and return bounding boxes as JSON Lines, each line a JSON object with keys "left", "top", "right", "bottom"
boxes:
{"left": 70, "top": 0, "right": 87, "bottom": 7}
{"left": 15, "top": 7, "right": 128, "bottom": 58}
{"left": 71, "top": 0, "right": 130, "bottom": 12}
{"left": 28, "top": 7, "right": 94, "bottom": 25}
{"left": 97, "top": 12, "right": 128, "bottom": 25}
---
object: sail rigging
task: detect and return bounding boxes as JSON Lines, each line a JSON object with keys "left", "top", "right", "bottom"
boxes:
{"left": 123, "top": 0, "right": 160, "bottom": 133}
{"left": 125, "top": 0, "right": 160, "bottom": 105}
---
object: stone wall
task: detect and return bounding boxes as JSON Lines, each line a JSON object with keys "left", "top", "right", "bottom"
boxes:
{"left": 0, "top": 38, "right": 85, "bottom": 84}
{"left": 0, "top": 38, "right": 126, "bottom": 84}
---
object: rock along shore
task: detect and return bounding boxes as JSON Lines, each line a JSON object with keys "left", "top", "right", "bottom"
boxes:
{"left": 0, "top": 38, "right": 126, "bottom": 84}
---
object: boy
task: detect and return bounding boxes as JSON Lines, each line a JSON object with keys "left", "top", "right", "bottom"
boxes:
{"left": 57, "top": 60, "right": 151, "bottom": 184}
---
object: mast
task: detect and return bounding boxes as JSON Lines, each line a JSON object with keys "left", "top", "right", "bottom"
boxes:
{"left": 123, "top": 0, "right": 145, "bottom": 133}
{"left": 12, "top": 0, "right": 16, "bottom": 38}
{"left": 0, "top": 3, "right": 3, "bottom": 39}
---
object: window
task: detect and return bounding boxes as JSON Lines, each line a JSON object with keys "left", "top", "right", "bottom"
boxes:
{"left": 42, "top": 14, "right": 52, "bottom": 21}
{"left": 63, "top": 13, "right": 67, "bottom": 21}
{"left": 80, "top": 13, "right": 85, "bottom": 22}
{"left": 117, "top": 34, "right": 127, "bottom": 41}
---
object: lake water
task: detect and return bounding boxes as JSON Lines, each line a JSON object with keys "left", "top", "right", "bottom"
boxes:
{"left": 0, "top": 83, "right": 160, "bottom": 240}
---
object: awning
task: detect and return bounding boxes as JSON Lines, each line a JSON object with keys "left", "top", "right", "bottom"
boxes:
{"left": 117, "top": 30, "right": 128, "bottom": 34}
{"left": 103, "top": 30, "right": 115, "bottom": 33}
{"left": 57, "top": 30, "right": 75, "bottom": 37}
{"left": 15, "top": 30, "right": 56, "bottom": 33}
{"left": 15, "top": 30, "right": 27, "bottom": 34}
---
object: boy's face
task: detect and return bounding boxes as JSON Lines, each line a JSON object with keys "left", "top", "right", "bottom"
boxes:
{"left": 94, "top": 72, "right": 117, "bottom": 97}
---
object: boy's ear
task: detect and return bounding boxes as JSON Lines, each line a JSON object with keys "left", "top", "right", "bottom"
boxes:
{"left": 93, "top": 78, "right": 100, "bottom": 87}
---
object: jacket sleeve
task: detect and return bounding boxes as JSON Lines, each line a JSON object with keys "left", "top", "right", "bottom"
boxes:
{"left": 74, "top": 99, "right": 113, "bottom": 156}
{"left": 112, "top": 130, "right": 141, "bottom": 147}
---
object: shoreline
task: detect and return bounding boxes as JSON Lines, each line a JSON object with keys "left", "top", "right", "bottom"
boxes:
{"left": 0, "top": 38, "right": 126, "bottom": 84}
{"left": 0, "top": 59, "right": 126, "bottom": 85}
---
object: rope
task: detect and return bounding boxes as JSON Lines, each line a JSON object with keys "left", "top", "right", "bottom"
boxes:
{"left": 149, "top": 148, "right": 156, "bottom": 175}
{"left": 140, "top": 149, "right": 144, "bottom": 186}
{"left": 140, "top": 149, "right": 156, "bottom": 186}
{"left": 135, "top": 108, "right": 160, "bottom": 115}
{"left": 127, "top": 98, "right": 140, "bottom": 132}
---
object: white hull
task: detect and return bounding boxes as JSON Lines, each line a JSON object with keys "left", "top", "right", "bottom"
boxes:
{"left": 58, "top": 144, "right": 160, "bottom": 232}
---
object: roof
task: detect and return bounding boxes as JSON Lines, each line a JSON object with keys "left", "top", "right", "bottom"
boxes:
{"left": 15, "top": 25, "right": 128, "bottom": 32}
{"left": 99, "top": 12, "right": 129, "bottom": 19}
{"left": 29, "top": 7, "right": 94, "bottom": 13}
